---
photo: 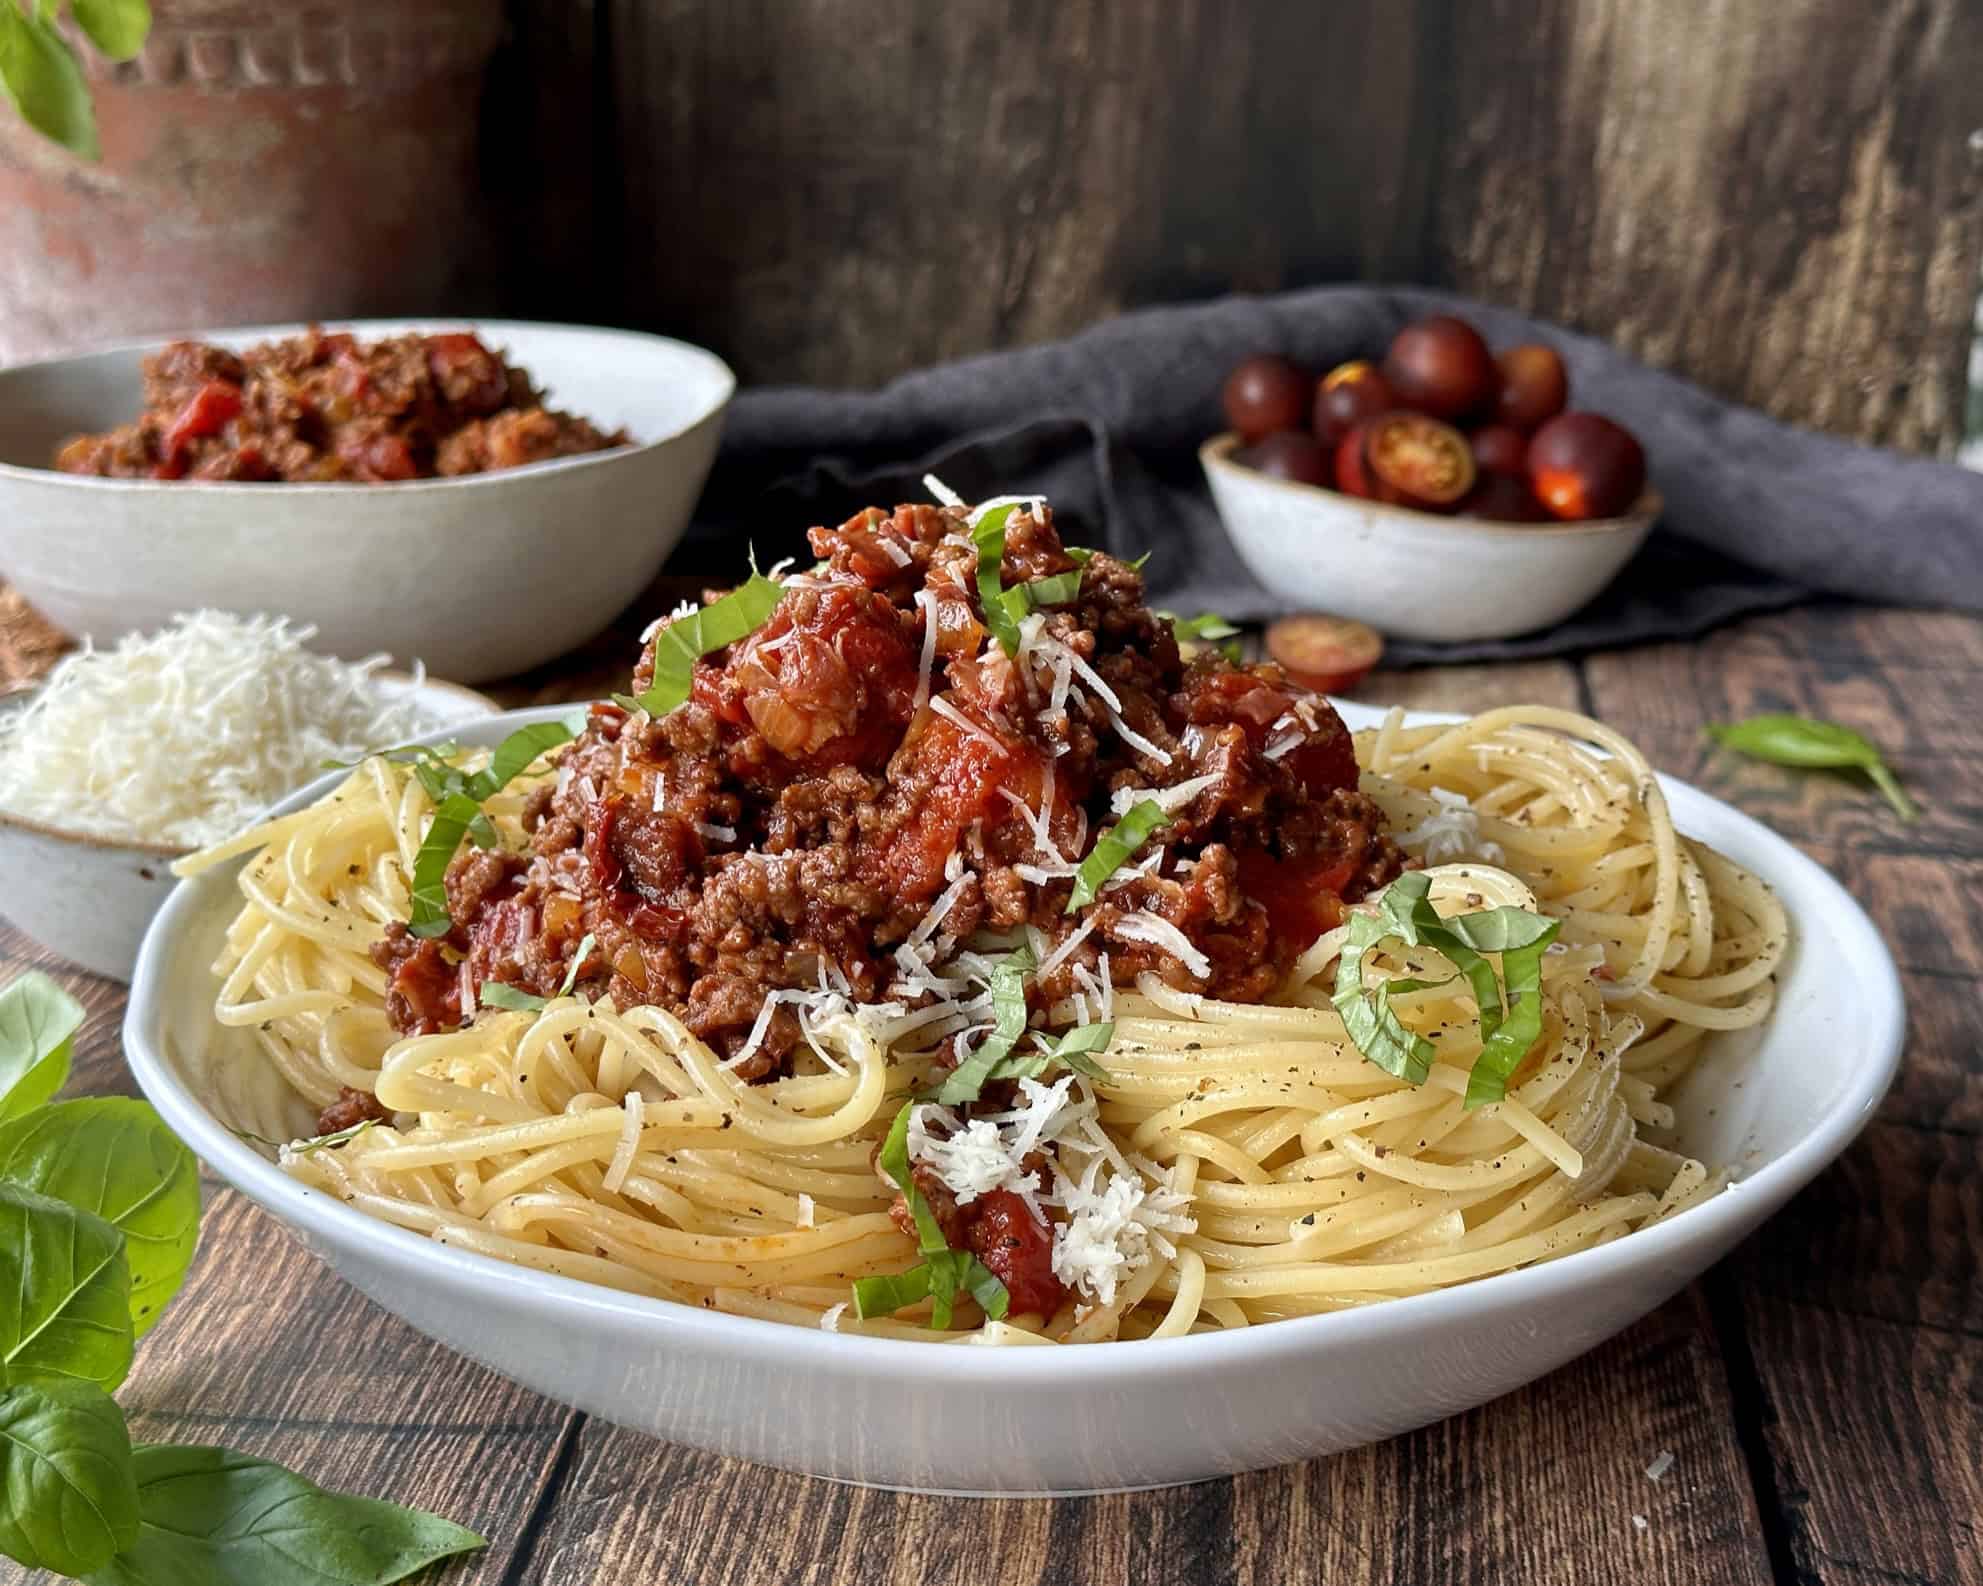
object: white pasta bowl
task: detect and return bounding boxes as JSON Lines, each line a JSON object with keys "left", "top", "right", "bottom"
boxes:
{"left": 122, "top": 705, "right": 1902, "bottom": 1494}
{"left": 0, "top": 674, "right": 493, "bottom": 982}
{"left": 1201, "top": 433, "right": 1658, "bottom": 642}
{"left": 0, "top": 320, "right": 734, "bottom": 684}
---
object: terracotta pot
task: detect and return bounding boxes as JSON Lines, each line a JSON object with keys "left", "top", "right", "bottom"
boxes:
{"left": 0, "top": 0, "right": 505, "bottom": 364}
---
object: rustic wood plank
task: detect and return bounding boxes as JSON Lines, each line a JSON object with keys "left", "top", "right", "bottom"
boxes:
{"left": 587, "top": 0, "right": 1437, "bottom": 388}
{"left": 513, "top": 1293, "right": 1772, "bottom": 1585}
{"left": 1359, "top": 658, "right": 1583, "bottom": 716}
{"left": 1414, "top": 0, "right": 1982, "bottom": 453}
{"left": 1586, "top": 607, "right": 1983, "bottom": 1586}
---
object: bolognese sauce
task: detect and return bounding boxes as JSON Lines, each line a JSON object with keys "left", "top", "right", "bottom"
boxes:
{"left": 366, "top": 499, "right": 1407, "bottom": 1309}
{"left": 54, "top": 327, "right": 627, "bottom": 482}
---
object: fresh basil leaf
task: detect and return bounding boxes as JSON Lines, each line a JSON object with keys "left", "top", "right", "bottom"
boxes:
{"left": 557, "top": 933, "right": 598, "bottom": 997}
{"left": 0, "top": 1184, "right": 132, "bottom": 1391}
{"left": 971, "top": 504, "right": 1024, "bottom": 657}
{"left": 71, "top": 0, "right": 151, "bottom": 60}
{"left": 627, "top": 573, "right": 786, "bottom": 717}
{"left": 0, "top": 1380, "right": 137, "bottom": 1575}
{"left": 1707, "top": 714, "right": 1916, "bottom": 821}
{"left": 851, "top": 1264, "right": 933, "bottom": 1321}
{"left": 933, "top": 948, "right": 1037, "bottom": 1105}
{"left": 0, "top": 1099, "right": 199, "bottom": 1339}
{"left": 0, "top": 5, "right": 97, "bottom": 158}
{"left": 875, "top": 1101, "right": 946, "bottom": 1258}
{"left": 1066, "top": 800, "right": 1173, "bottom": 913}
{"left": 462, "top": 811, "right": 501, "bottom": 852}
{"left": 1331, "top": 957, "right": 1436, "bottom": 1085}
{"left": 405, "top": 792, "right": 480, "bottom": 940}
{"left": 81, "top": 1444, "right": 485, "bottom": 1586}
{"left": 463, "top": 713, "right": 587, "bottom": 802}
{"left": 0, "top": 972, "right": 83, "bottom": 1123}
{"left": 1166, "top": 611, "right": 1241, "bottom": 642}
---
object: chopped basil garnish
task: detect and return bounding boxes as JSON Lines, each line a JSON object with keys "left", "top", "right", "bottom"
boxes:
{"left": 397, "top": 715, "right": 586, "bottom": 939}
{"left": 1024, "top": 569, "right": 1084, "bottom": 607}
{"left": 971, "top": 504, "right": 1026, "bottom": 657}
{"left": 1000, "top": 1019, "right": 1114, "bottom": 1085}
{"left": 933, "top": 948, "right": 1035, "bottom": 1105}
{"left": 1707, "top": 714, "right": 1916, "bottom": 822}
{"left": 1163, "top": 609, "right": 1244, "bottom": 664}
{"left": 851, "top": 1102, "right": 1010, "bottom": 1328}
{"left": 407, "top": 792, "right": 484, "bottom": 939}
{"left": 1330, "top": 872, "right": 1560, "bottom": 1107}
{"left": 479, "top": 933, "right": 599, "bottom": 1013}
{"left": 620, "top": 571, "right": 787, "bottom": 719}
{"left": 1065, "top": 799, "right": 1173, "bottom": 913}
{"left": 231, "top": 1118, "right": 377, "bottom": 1153}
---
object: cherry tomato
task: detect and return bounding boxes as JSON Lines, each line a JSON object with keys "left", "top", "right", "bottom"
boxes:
{"left": 1333, "top": 421, "right": 1377, "bottom": 498}
{"left": 1361, "top": 411, "right": 1475, "bottom": 511}
{"left": 1222, "top": 356, "right": 1311, "bottom": 442}
{"left": 1381, "top": 315, "right": 1495, "bottom": 420}
{"left": 1265, "top": 614, "right": 1383, "bottom": 693}
{"left": 1527, "top": 412, "right": 1646, "bottom": 520}
{"left": 1468, "top": 423, "right": 1528, "bottom": 476}
{"left": 1311, "top": 360, "right": 1395, "bottom": 446}
{"left": 1244, "top": 430, "right": 1331, "bottom": 487}
{"left": 1455, "top": 472, "right": 1550, "bottom": 523}
{"left": 1494, "top": 343, "right": 1569, "bottom": 430}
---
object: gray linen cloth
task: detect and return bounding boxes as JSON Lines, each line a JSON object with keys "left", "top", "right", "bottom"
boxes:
{"left": 683, "top": 285, "right": 1983, "bottom": 662}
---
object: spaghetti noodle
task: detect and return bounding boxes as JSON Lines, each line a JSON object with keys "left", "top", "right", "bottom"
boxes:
{"left": 184, "top": 701, "right": 1785, "bottom": 1344}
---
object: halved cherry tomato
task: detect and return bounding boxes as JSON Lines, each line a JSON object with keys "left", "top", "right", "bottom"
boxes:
{"left": 1362, "top": 411, "right": 1475, "bottom": 510}
{"left": 1265, "top": 614, "right": 1383, "bottom": 694}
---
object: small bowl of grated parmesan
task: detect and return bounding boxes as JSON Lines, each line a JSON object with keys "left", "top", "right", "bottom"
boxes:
{"left": 0, "top": 611, "right": 495, "bottom": 980}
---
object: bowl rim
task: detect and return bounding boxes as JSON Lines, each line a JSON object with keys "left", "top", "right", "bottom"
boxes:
{"left": 0, "top": 317, "right": 736, "bottom": 496}
{"left": 1200, "top": 431, "right": 1661, "bottom": 539}
{"left": 0, "top": 669, "right": 497, "bottom": 858}
{"left": 123, "top": 703, "right": 1904, "bottom": 1380}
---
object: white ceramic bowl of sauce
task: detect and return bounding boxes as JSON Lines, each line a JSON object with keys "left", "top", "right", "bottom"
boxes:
{"left": 0, "top": 320, "right": 734, "bottom": 684}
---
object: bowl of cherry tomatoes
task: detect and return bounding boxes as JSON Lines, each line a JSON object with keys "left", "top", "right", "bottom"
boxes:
{"left": 1200, "top": 314, "right": 1659, "bottom": 642}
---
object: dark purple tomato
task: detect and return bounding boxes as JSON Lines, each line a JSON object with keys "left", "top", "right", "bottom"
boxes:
{"left": 1495, "top": 344, "right": 1570, "bottom": 430}
{"left": 1468, "top": 423, "right": 1529, "bottom": 477}
{"left": 1312, "top": 360, "right": 1395, "bottom": 447}
{"left": 1361, "top": 411, "right": 1475, "bottom": 511}
{"left": 1244, "top": 430, "right": 1331, "bottom": 487}
{"left": 1381, "top": 315, "right": 1495, "bottom": 421}
{"left": 1456, "top": 472, "right": 1550, "bottom": 522}
{"left": 1222, "top": 357, "right": 1312, "bottom": 442}
{"left": 1527, "top": 412, "right": 1647, "bottom": 520}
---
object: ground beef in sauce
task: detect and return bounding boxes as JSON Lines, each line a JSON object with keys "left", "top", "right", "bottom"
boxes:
{"left": 314, "top": 1085, "right": 394, "bottom": 1137}
{"left": 368, "top": 499, "right": 1410, "bottom": 1310}
{"left": 55, "top": 327, "right": 627, "bottom": 482}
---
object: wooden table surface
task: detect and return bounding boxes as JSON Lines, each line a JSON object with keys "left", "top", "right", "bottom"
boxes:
{"left": 4, "top": 599, "right": 1978, "bottom": 1586}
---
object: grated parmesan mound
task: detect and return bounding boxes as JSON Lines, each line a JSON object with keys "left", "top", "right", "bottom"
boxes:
{"left": 0, "top": 611, "right": 460, "bottom": 848}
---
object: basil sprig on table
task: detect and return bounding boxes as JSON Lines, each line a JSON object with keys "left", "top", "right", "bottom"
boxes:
{"left": 1331, "top": 872, "right": 1561, "bottom": 1108}
{"left": 0, "top": 973, "right": 482, "bottom": 1584}
{"left": 1707, "top": 714, "right": 1917, "bottom": 822}
{"left": 851, "top": 1103, "right": 1010, "bottom": 1329}
{"left": 0, "top": 1, "right": 150, "bottom": 160}
{"left": 617, "top": 571, "right": 787, "bottom": 718}
{"left": 1066, "top": 800, "right": 1173, "bottom": 912}
{"left": 399, "top": 713, "right": 588, "bottom": 939}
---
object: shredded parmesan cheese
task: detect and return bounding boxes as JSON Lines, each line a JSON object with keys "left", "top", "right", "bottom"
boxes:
{"left": 0, "top": 611, "right": 465, "bottom": 847}
{"left": 1111, "top": 773, "right": 1218, "bottom": 817}
{"left": 796, "top": 1193, "right": 816, "bottom": 1229}
{"left": 1114, "top": 911, "right": 1214, "bottom": 981}
{"left": 929, "top": 695, "right": 1005, "bottom": 755}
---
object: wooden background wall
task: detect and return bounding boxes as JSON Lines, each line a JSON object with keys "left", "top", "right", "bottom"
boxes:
{"left": 480, "top": 0, "right": 1983, "bottom": 456}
